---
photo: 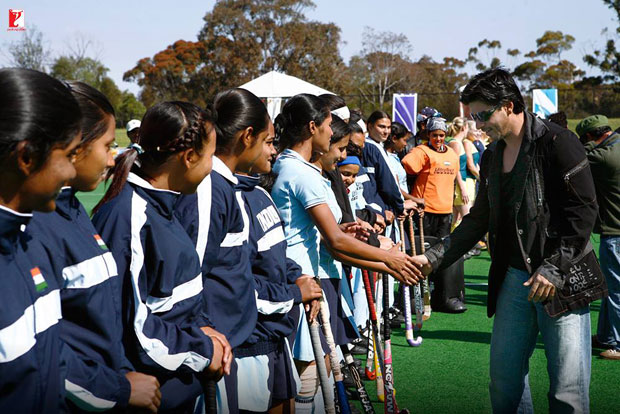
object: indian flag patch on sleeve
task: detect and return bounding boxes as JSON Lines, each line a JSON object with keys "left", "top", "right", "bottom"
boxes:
{"left": 93, "top": 234, "right": 108, "bottom": 250}
{"left": 31, "top": 267, "right": 48, "bottom": 292}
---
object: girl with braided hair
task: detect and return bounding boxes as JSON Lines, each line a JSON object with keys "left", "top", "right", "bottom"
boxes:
{"left": 91, "top": 101, "right": 231, "bottom": 413}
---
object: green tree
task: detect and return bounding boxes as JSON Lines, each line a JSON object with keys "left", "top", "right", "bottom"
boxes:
{"left": 348, "top": 27, "right": 413, "bottom": 109}
{"left": 406, "top": 56, "right": 469, "bottom": 119}
{"left": 51, "top": 48, "right": 142, "bottom": 126}
{"left": 117, "top": 91, "right": 146, "bottom": 126}
{"left": 584, "top": 0, "right": 620, "bottom": 81}
{"left": 125, "top": 0, "right": 344, "bottom": 106}
{"left": 4, "top": 25, "right": 50, "bottom": 71}
{"left": 513, "top": 31, "right": 583, "bottom": 89}
{"left": 467, "top": 39, "right": 503, "bottom": 72}
{"left": 534, "top": 31, "right": 575, "bottom": 62}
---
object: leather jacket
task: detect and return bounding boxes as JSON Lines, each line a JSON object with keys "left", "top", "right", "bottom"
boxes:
{"left": 425, "top": 112, "right": 602, "bottom": 317}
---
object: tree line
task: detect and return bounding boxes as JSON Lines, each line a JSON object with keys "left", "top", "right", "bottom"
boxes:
{"left": 5, "top": 0, "right": 620, "bottom": 120}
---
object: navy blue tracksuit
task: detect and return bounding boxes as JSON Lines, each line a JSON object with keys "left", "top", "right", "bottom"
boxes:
{"left": 175, "top": 157, "right": 257, "bottom": 350}
{"left": 175, "top": 157, "right": 257, "bottom": 413}
{"left": 28, "top": 188, "right": 131, "bottom": 412}
{"left": 92, "top": 173, "right": 214, "bottom": 411}
{"left": 235, "top": 174, "right": 303, "bottom": 354}
{"left": 0, "top": 205, "right": 65, "bottom": 413}
{"left": 363, "top": 137, "right": 404, "bottom": 215}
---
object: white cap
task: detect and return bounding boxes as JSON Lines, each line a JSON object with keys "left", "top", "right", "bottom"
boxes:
{"left": 126, "top": 119, "right": 141, "bottom": 132}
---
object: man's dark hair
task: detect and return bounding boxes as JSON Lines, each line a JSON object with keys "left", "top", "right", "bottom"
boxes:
{"left": 588, "top": 126, "right": 612, "bottom": 139}
{"left": 460, "top": 67, "right": 525, "bottom": 114}
{"left": 548, "top": 111, "right": 568, "bottom": 128}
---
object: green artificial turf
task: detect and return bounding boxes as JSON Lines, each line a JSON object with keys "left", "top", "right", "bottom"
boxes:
{"left": 350, "top": 245, "right": 620, "bottom": 414}
{"left": 77, "top": 187, "right": 620, "bottom": 413}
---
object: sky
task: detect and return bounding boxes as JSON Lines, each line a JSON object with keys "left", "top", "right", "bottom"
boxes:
{"left": 1, "top": 0, "right": 616, "bottom": 94}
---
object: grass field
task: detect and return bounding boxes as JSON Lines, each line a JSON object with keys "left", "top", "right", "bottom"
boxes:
{"left": 77, "top": 184, "right": 619, "bottom": 414}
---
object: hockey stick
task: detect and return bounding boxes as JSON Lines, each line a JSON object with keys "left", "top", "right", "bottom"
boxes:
{"left": 374, "top": 272, "right": 385, "bottom": 403}
{"left": 308, "top": 305, "right": 336, "bottom": 414}
{"left": 361, "top": 270, "right": 385, "bottom": 375}
{"left": 316, "top": 281, "right": 351, "bottom": 414}
{"left": 382, "top": 273, "right": 398, "bottom": 414}
{"left": 341, "top": 345, "right": 375, "bottom": 414}
{"left": 419, "top": 215, "right": 432, "bottom": 320}
{"left": 203, "top": 380, "right": 217, "bottom": 414}
{"left": 364, "top": 323, "right": 376, "bottom": 381}
{"left": 408, "top": 217, "right": 424, "bottom": 331}
{"left": 398, "top": 219, "right": 422, "bottom": 347}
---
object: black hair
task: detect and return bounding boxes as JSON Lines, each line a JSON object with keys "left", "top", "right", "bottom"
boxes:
{"left": 548, "top": 111, "right": 568, "bottom": 129}
{"left": 330, "top": 115, "right": 352, "bottom": 144}
{"left": 274, "top": 94, "right": 330, "bottom": 151}
{"left": 348, "top": 111, "right": 364, "bottom": 135}
{"left": 67, "top": 81, "right": 115, "bottom": 148}
{"left": 385, "top": 121, "right": 408, "bottom": 150}
{"left": 319, "top": 94, "right": 347, "bottom": 111}
{"left": 94, "top": 101, "right": 217, "bottom": 213}
{"left": 214, "top": 88, "right": 269, "bottom": 155}
{"left": 588, "top": 125, "right": 612, "bottom": 139}
{"left": 367, "top": 110, "right": 390, "bottom": 126}
{"left": 346, "top": 140, "right": 362, "bottom": 158}
{"left": 0, "top": 68, "right": 81, "bottom": 169}
{"left": 460, "top": 67, "right": 525, "bottom": 114}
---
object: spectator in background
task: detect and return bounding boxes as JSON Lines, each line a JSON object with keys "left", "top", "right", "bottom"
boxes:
{"left": 385, "top": 122, "right": 424, "bottom": 208}
{"left": 406, "top": 106, "right": 442, "bottom": 152}
{"left": 548, "top": 111, "right": 568, "bottom": 129}
{"left": 468, "top": 120, "right": 487, "bottom": 157}
{"left": 126, "top": 119, "right": 141, "bottom": 143}
{"left": 577, "top": 115, "right": 620, "bottom": 361}
{"left": 447, "top": 117, "right": 473, "bottom": 231}
{"left": 402, "top": 117, "right": 465, "bottom": 312}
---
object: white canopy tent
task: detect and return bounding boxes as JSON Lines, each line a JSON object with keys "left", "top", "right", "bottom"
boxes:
{"left": 239, "top": 70, "right": 334, "bottom": 119}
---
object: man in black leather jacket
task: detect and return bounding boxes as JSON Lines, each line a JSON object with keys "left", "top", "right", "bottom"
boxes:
{"left": 414, "top": 68, "right": 601, "bottom": 413}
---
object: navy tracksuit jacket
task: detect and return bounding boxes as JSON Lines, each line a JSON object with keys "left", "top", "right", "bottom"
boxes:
{"left": 28, "top": 188, "right": 131, "bottom": 412}
{"left": 234, "top": 175, "right": 303, "bottom": 356}
{"left": 92, "top": 173, "right": 214, "bottom": 409}
{"left": 362, "top": 137, "right": 404, "bottom": 215}
{"left": 175, "top": 157, "right": 257, "bottom": 350}
{"left": 0, "top": 205, "right": 65, "bottom": 413}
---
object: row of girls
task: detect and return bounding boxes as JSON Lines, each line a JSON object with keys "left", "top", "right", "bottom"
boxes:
{"left": 0, "top": 67, "right": 423, "bottom": 414}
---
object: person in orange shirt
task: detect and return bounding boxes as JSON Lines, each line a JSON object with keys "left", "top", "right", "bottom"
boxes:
{"left": 402, "top": 117, "right": 466, "bottom": 312}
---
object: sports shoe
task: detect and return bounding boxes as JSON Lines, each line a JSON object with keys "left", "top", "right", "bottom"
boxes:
{"left": 349, "top": 343, "right": 367, "bottom": 355}
{"left": 434, "top": 297, "right": 467, "bottom": 313}
{"left": 390, "top": 307, "right": 405, "bottom": 324}
{"left": 476, "top": 241, "right": 487, "bottom": 250}
{"left": 341, "top": 363, "right": 357, "bottom": 388}
{"left": 351, "top": 335, "right": 368, "bottom": 349}
{"left": 600, "top": 349, "right": 620, "bottom": 360}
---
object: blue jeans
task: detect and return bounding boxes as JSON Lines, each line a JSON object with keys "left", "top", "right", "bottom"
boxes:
{"left": 489, "top": 267, "right": 591, "bottom": 414}
{"left": 597, "top": 235, "right": 620, "bottom": 350}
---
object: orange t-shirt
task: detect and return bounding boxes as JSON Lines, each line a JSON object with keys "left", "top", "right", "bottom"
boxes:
{"left": 402, "top": 145, "right": 458, "bottom": 214}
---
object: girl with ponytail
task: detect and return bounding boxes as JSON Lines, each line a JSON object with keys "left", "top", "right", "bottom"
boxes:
{"left": 175, "top": 88, "right": 278, "bottom": 413}
{"left": 91, "top": 101, "right": 231, "bottom": 413}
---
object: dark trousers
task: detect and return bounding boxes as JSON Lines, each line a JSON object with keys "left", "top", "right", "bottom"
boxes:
{"left": 422, "top": 212, "right": 452, "bottom": 239}
{"left": 422, "top": 213, "right": 465, "bottom": 305}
